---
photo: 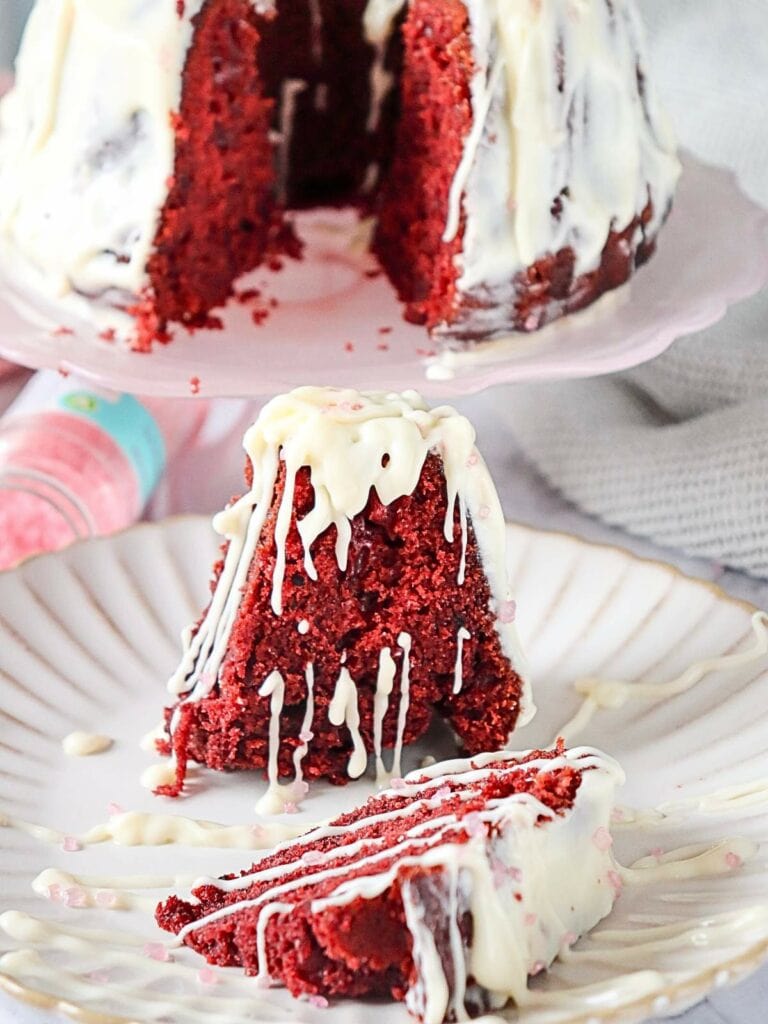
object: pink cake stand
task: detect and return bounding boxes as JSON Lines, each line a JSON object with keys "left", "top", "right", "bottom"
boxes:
{"left": 0, "top": 154, "right": 765, "bottom": 399}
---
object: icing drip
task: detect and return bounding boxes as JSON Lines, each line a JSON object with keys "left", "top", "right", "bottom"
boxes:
{"left": 256, "top": 671, "right": 288, "bottom": 815}
{"left": 275, "top": 78, "right": 307, "bottom": 205}
{"left": 366, "top": 42, "right": 395, "bottom": 134}
{"left": 161, "top": 388, "right": 530, "bottom": 805}
{"left": 328, "top": 665, "right": 368, "bottom": 779}
{"left": 453, "top": 627, "right": 472, "bottom": 695}
{"left": 291, "top": 664, "right": 315, "bottom": 793}
{"left": 373, "top": 647, "right": 397, "bottom": 784}
{"left": 391, "top": 631, "right": 412, "bottom": 781}
{"left": 557, "top": 611, "right": 768, "bottom": 745}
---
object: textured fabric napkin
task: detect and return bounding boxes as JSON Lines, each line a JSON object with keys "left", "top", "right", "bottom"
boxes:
{"left": 493, "top": 0, "right": 768, "bottom": 577}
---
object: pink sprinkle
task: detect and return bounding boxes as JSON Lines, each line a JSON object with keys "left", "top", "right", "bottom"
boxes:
{"left": 617, "top": 238, "right": 632, "bottom": 255}
{"left": 47, "top": 884, "right": 62, "bottom": 903}
{"left": 106, "top": 802, "right": 123, "bottom": 817}
{"left": 351, "top": 403, "right": 364, "bottom": 412}
{"left": 250, "top": 824, "right": 267, "bottom": 840}
{"left": 62, "top": 836, "right": 82, "bottom": 853}
{"left": 390, "top": 777, "right": 406, "bottom": 791}
{"left": 530, "top": 960, "right": 546, "bottom": 976}
{"left": 88, "top": 970, "right": 110, "bottom": 985}
{"left": 292, "top": 780, "right": 310, "bottom": 798}
{"left": 308, "top": 995, "right": 329, "bottom": 1009}
{"left": 524, "top": 912, "right": 538, "bottom": 926}
{"left": 96, "top": 890, "right": 117, "bottom": 908}
{"left": 302, "top": 850, "right": 324, "bottom": 866}
{"left": 524, "top": 314, "right": 539, "bottom": 332}
{"left": 561, "top": 931, "right": 577, "bottom": 949}
{"left": 463, "top": 812, "right": 485, "bottom": 839}
{"left": 726, "top": 851, "right": 743, "bottom": 870}
{"left": 299, "top": 730, "right": 314, "bottom": 743}
{"left": 478, "top": 504, "right": 491, "bottom": 520}
{"left": 198, "top": 967, "right": 218, "bottom": 987}
{"left": 144, "top": 943, "right": 172, "bottom": 963}
{"left": 498, "top": 600, "right": 517, "bottom": 624}
{"left": 650, "top": 847, "right": 664, "bottom": 861}
{"left": 466, "top": 453, "right": 479, "bottom": 467}
{"left": 283, "top": 802, "right": 298, "bottom": 815}
{"left": 610, "top": 807, "right": 625, "bottom": 823}
{"left": 592, "top": 827, "right": 613, "bottom": 852}
{"left": 63, "top": 887, "right": 87, "bottom": 908}
{"left": 607, "top": 870, "right": 624, "bottom": 895}
{"left": 434, "top": 785, "right": 451, "bottom": 801}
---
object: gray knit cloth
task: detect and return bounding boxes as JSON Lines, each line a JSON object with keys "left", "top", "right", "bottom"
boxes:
{"left": 494, "top": 0, "right": 768, "bottom": 577}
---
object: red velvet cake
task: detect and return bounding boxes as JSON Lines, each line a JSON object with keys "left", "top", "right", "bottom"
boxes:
{"left": 0, "top": 1, "right": 680, "bottom": 348}
{"left": 148, "top": 387, "right": 531, "bottom": 809}
{"left": 156, "top": 744, "right": 624, "bottom": 1021}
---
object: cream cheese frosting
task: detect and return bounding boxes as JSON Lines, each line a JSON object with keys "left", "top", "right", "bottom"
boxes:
{"left": 365, "top": 0, "right": 680, "bottom": 332}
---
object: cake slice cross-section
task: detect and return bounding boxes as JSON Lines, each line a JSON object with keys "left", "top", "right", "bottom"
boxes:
{"left": 156, "top": 744, "right": 624, "bottom": 1021}
{"left": 153, "top": 387, "right": 531, "bottom": 807}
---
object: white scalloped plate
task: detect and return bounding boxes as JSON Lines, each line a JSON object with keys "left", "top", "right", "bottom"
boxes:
{"left": 1, "top": 518, "right": 767, "bottom": 1024}
{"left": 0, "top": 154, "right": 766, "bottom": 398}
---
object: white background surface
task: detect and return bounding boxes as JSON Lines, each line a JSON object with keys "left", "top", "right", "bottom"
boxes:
{"left": 1, "top": 0, "right": 767, "bottom": 1020}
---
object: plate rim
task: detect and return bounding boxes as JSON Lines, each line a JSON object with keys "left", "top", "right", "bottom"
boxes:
{"left": 0, "top": 514, "right": 766, "bottom": 1024}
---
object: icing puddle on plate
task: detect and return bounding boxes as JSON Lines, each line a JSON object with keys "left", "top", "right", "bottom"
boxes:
{"left": 1, "top": 518, "right": 768, "bottom": 1023}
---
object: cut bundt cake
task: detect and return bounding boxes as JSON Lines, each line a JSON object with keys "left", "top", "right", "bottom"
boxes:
{"left": 156, "top": 744, "right": 624, "bottom": 1021}
{"left": 151, "top": 387, "right": 531, "bottom": 807}
{"left": 0, "top": 0, "right": 679, "bottom": 349}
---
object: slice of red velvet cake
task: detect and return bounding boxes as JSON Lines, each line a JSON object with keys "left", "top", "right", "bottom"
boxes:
{"left": 156, "top": 744, "right": 624, "bottom": 1021}
{"left": 148, "top": 387, "right": 531, "bottom": 808}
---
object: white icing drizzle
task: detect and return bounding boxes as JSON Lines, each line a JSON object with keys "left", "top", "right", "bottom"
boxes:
{"left": 453, "top": 627, "right": 472, "bottom": 695}
{"left": 390, "top": 631, "right": 412, "bottom": 781}
{"left": 328, "top": 665, "right": 368, "bottom": 779}
{"left": 0, "top": 809, "right": 307, "bottom": 851}
{"left": 373, "top": 647, "right": 397, "bottom": 784}
{"left": 61, "top": 731, "right": 113, "bottom": 757}
{"left": 557, "top": 611, "right": 768, "bottom": 745}
{"left": 256, "top": 671, "right": 288, "bottom": 815}
{"left": 292, "top": 663, "right": 315, "bottom": 792}
{"left": 161, "top": 388, "right": 530, "bottom": 806}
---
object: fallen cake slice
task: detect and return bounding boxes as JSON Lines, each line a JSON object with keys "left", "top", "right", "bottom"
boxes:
{"left": 156, "top": 744, "right": 624, "bottom": 1021}
{"left": 153, "top": 387, "right": 531, "bottom": 806}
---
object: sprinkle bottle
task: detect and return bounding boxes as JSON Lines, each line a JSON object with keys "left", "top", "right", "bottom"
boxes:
{"left": 0, "top": 371, "right": 208, "bottom": 569}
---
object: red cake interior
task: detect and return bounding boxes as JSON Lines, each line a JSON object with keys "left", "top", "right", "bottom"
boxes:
{"left": 257, "top": 0, "right": 402, "bottom": 206}
{"left": 156, "top": 745, "right": 582, "bottom": 1001}
{"left": 138, "top": 0, "right": 282, "bottom": 352}
{"left": 158, "top": 452, "right": 523, "bottom": 797}
{"left": 374, "top": 0, "right": 474, "bottom": 329}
